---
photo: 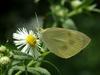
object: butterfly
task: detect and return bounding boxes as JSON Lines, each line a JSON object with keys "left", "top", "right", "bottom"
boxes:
{"left": 41, "top": 28, "right": 91, "bottom": 59}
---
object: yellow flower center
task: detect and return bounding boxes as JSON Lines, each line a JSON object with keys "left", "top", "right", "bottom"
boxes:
{"left": 26, "top": 34, "right": 37, "bottom": 47}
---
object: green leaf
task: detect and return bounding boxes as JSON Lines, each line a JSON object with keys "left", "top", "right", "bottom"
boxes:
{"left": 11, "top": 60, "right": 21, "bottom": 66}
{"left": 12, "top": 50, "right": 33, "bottom": 60}
{"left": 8, "top": 66, "right": 25, "bottom": 75}
{"left": 8, "top": 66, "right": 40, "bottom": 75}
{"left": 27, "top": 67, "right": 51, "bottom": 75}
{"left": 62, "top": 19, "right": 77, "bottom": 30}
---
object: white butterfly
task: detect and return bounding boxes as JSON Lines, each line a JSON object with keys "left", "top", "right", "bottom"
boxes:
{"left": 41, "top": 28, "right": 91, "bottom": 59}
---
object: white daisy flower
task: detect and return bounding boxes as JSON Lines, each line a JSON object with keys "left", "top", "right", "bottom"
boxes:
{"left": 13, "top": 27, "right": 41, "bottom": 58}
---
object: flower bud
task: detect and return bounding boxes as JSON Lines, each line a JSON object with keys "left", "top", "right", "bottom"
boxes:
{"left": 0, "top": 56, "right": 10, "bottom": 65}
{"left": 86, "top": 4, "right": 96, "bottom": 11}
{"left": 0, "top": 45, "right": 6, "bottom": 52}
{"left": 71, "top": 0, "right": 82, "bottom": 8}
{"left": 51, "top": 5, "right": 68, "bottom": 17}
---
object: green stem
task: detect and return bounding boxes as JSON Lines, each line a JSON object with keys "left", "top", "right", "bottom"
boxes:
{"left": 41, "top": 51, "right": 50, "bottom": 57}
{"left": 0, "top": 67, "right": 2, "bottom": 75}
{"left": 91, "top": 8, "right": 100, "bottom": 13}
{"left": 24, "top": 61, "right": 28, "bottom": 75}
{"left": 25, "top": 66, "right": 28, "bottom": 75}
{"left": 36, "top": 51, "right": 50, "bottom": 67}
{"left": 27, "top": 60, "right": 36, "bottom": 67}
{"left": 67, "top": 9, "right": 82, "bottom": 17}
{"left": 15, "top": 71, "right": 22, "bottom": 75}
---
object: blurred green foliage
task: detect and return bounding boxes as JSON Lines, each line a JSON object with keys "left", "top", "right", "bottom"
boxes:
{"left": 0, "top": 0, "right": 100, "bottom": 75}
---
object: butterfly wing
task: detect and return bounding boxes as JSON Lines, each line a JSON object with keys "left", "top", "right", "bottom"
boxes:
{"left": 41, "top": 28, "right": 91, "bottom": 59}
